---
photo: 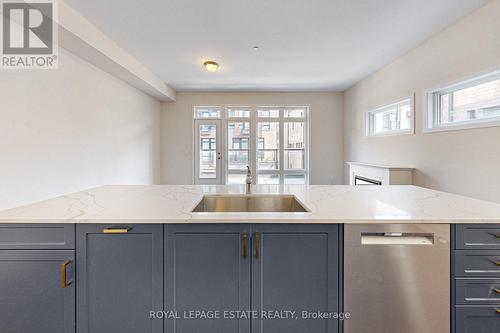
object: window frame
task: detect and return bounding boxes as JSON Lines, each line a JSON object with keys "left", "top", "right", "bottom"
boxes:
{"left": 193, "top": 105, "right": 310, "bottom": 185}
{"left": 425, "top": 70, "right": 500, "bottom": 133}
{"left": 365, "top": 96, "right": 415, "bottom": 137}
{"left": 255, "top": 106, "right": 309, "bottom": 185}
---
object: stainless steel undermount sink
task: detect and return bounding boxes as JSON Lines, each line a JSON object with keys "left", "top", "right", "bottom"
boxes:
{"left": 191, "top": 195, "right": 310, "bottom": 213}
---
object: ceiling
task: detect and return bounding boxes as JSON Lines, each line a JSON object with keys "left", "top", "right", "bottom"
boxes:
{"left": 65, "top": 0, "right": 489, "bottom": 92}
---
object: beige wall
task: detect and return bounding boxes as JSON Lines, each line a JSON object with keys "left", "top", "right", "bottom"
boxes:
{"left": 161, "top": 92, "right": 343, "bottom": 185}
{"left": 0, "top": 48, "right": 161, "bottom": 210}
{"left": 344, "top": 0, "right": 500, "bottom": 202}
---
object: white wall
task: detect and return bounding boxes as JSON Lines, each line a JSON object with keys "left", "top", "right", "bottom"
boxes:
{"left": 161, "top": 92, "right": 343, "bottom": 185}
{"left": 344, "top": 0, "right": 500, "bottom": 202}
{"left": 0, "top": 48, "right": 161, "bottom": 210}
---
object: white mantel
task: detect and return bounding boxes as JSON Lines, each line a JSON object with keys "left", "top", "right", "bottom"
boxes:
{"left": 346, "top": 162, "right": 414, "bottom": 185}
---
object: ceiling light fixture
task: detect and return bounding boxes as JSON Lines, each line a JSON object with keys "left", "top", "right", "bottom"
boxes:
{"left": 253, "top": 46, "right": 259, "bottom": 51}
{"left": 204, "top": 61, "right": 219, "bottom": 72}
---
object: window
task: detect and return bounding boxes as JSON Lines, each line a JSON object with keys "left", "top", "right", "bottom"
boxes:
{"left": 194, "top": 106, "right": 221, "bottom": 119}
{"left": 257, "top": 122, "right": 279, "bottom": 171}
{"left": 193, "top": 105, "right": 309, "bottom": 185}
{"left": 366, "top": 98, "right": 414, "bottom": 136}
{"left": 227, "top": 106, "right": 251, "bottom": 118}
{"left": 426, "top": 71, "right": 500, "bottom": 131}
{"left": 256, "top": 107, "right": 308, "bottom": 185}
{"left": 227, "top": 122, "right": 250, "bottom": 174}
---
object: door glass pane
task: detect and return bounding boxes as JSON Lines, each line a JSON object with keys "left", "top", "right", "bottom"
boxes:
{"left": 227, "top": 122, "right": 250, "bottom": 170}
{"left": 284, "top": 174, "right": 306, "bottom": 184}
{"left": 257, "top": 122, "right": 279, "bottom": 170}
{"left": 199, "top": 124, "right": 217, "bottom": 179}
{"left": 284, "top": 122, "right": 305, "bottom": 170}
{"left": 258, "top": 174, "right": 280, "bottom": 185}
{"left": 227, "top": 174, "right": 246, "bottom": 184}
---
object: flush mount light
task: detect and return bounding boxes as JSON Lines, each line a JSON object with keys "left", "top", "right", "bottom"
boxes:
{"left": 253, "top": 46, "right": 259, "bottom": 51}
{"left": 204, "top": 61, "right": 219, "bottom": 72}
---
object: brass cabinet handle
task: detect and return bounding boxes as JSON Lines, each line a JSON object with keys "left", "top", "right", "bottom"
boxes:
{"left": 493, "top": 287, "right": 500, "bottom": 294}
{"left": 496, "top": 308, "right": 500, "bottom": 314}
{"left": 103, "top": 226, "right": 132, "bottom": 233}
{"left": 490, "top": 258, "right": 500, "bottom": 266}
{"left": 489, "top": 232, "right": 500, "bottom": 238}
{"left": 61, "top": 260, "right": 71, "bottom": 289}
{"left": 255, "top": 232, "right": 260, "bottom": 259}
{"left": 242, "top": 233, "right": 248, "bottom": 258}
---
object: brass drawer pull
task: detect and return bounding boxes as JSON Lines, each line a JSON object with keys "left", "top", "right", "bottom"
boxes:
{"left": 490, "top": 258, "right": 500, "bottom": 266}
{"left": 255, "top": 232, "right": 260, "bottom": 259}
{"left": 103, "top": 226, "right": 132, "bottom": 233}
{"left": 493, "top": 287, "right": 500, "bottom": 294}
{"left": 242, "top": 233, "right": 248, "bottom": 258}
{"left": 496, "top": 308, "right": 500, "bottom": 314}
{"left": 61, "top": 260, "right": 72, "bottom": 289}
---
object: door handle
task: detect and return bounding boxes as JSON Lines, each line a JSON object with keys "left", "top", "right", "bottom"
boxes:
{"left": 242, "top": 233, "right": 248, "bottom": 258}
{"left": 61, "top": 260, "right": 72, "bottom": 289}
{"left": 103, "top": 226, "right": 132, "bottom": 233}
{"left": 361, "top": 233, "right": 434, "bottom": 245}
{"left": 254, "top": 232, "right": 260, "bottom": 259}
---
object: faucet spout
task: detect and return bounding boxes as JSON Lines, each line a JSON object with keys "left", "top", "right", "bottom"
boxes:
{"left": 245, "top": 166, "right": 252, "bottom": 194}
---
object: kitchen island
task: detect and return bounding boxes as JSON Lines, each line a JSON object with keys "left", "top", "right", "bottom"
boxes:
{"left": 0, "top": 185, "right": 499, "bottom": 333}
{"left": 0, "top": 184, "right": 500, "bottom": 223}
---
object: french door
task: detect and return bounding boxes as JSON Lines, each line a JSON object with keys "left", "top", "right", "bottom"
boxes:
{"left": 194, "top": 119, "right": 223, "bottom": 184}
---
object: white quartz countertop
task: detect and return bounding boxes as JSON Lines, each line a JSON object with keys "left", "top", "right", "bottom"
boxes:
{"left": 1, "top": 185, "right": 500, "bottom": 224}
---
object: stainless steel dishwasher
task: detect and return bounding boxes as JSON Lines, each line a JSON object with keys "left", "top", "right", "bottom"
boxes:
{"left": 344, "top": 224, "right": 450, "bottom": 333}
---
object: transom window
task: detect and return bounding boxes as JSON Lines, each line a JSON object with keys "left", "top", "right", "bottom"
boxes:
{"left": 366, "top": 97, "right": 414, "bottom": 136}
{"left": 426, "top": 70, "right": 500, "bottom": 131}
{"left": 194, "top": 105, "right": 309, "bottom": 185}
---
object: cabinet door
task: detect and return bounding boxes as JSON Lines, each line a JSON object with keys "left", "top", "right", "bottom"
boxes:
{"left": 251, "top": 224, "right": 340, "bottom": 333}
{"left": 0, "top": 250, "right": 75, "bottom": 333}
{"left": 76, "top": 224, "right": 163, "bottom": 333}
{"left": 164, "top": 224, "right": 251, "bottom": 333}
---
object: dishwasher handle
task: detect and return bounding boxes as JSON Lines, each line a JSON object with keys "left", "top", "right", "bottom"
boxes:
{"left": 361, "top": 232, "right": 434, "bottom": 245}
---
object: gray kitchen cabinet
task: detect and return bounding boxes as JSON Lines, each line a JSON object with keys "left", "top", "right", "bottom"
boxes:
{"left": 456, "top": 307, "right": 500, "bottom": 333}
{"left": 456, "top": 224, "right": 500, "bottom": 250}
{"left": 251, "top": 224, "right": 340, "bottom": 333}
{"left": 164, "top": 224, "right": 251, "bottom": 333}
{"left": 0, "top": 224, "right": 75, "bottom": 249}
{"left": 164, "top": 224, "right": 340, "bottom": 333}
{"left": 76, "top": 224, "right": 163, "bottom": 333}
{"left": 454, "top": 224, "right": 500, "bottom": 333}
{"left": 0, "top": 250, "right": 75, "bottom": 333}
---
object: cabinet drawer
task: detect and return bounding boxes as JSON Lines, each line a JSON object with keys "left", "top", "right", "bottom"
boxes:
{"left": 456, "top": 306, "right": 500, "bottom": 333}
{"left": 455, "top": 250, "right": 500, "bottom": 277}
{"left": 456, "top": 279, "right": 500, "bottom": 305}
{"left": 456, "top": 225, "right": 500, "bottom": 250}
{"left": 0, "top": 224, "right": 74, "bottom": 249}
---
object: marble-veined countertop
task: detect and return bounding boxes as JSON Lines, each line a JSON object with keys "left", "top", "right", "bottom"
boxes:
{"left": 1, "top": 185, "right": 500, "bottom": 224}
